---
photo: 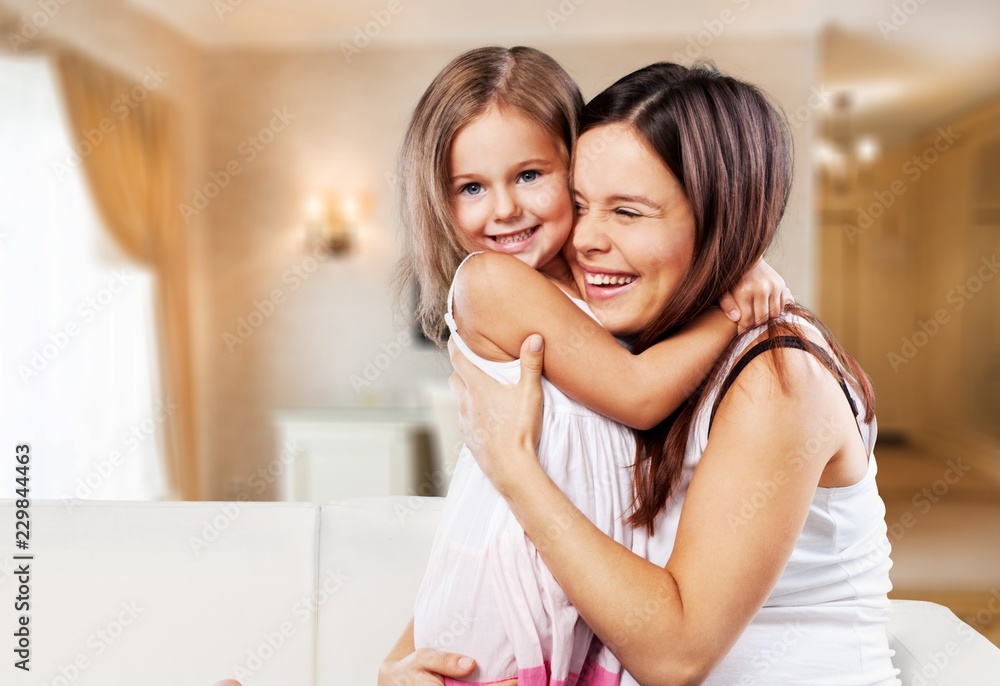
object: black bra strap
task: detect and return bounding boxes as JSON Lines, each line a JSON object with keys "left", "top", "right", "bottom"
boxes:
{"left": 709, "top": 335, "right": 860, "bottom": 428}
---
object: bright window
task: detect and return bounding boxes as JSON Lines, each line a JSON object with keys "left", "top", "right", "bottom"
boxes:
{"left": 0, "top": 55, "right": 166, "bottom": 501}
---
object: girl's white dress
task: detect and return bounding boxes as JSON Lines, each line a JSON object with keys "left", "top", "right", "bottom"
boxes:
{"left": 413, "top": 253, "right": 639, "bottom": 686}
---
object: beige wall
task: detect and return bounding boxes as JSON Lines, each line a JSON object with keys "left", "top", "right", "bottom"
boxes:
{"left": 0, "top": 0, "right": 822, "bottom": 498}
{"left": 820, "top": 95, "right": 1000, "bottom": 465}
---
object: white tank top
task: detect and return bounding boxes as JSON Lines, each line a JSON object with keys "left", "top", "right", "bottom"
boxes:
{"left": 623, "top": 313, "right": 901, "bottom": 686}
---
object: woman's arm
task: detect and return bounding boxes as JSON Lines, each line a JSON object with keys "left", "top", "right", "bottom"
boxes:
{"left": 455, "top": 252, "right": 785, "bottom": 430}
{"left": 377, "top": 618, "right": 475, "bottom": 686}
{"left": 448, "top": 334, "right": 854, "bottom": 685}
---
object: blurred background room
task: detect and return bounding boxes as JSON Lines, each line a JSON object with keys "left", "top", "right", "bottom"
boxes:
{"left": 0, "top": 0, "right": 997, "bottom": 644}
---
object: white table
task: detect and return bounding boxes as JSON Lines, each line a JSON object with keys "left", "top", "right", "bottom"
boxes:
{"left": 273, "top": 407, "right": 434, "bottom": 502}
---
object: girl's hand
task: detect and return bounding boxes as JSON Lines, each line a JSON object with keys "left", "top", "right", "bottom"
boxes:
{"left": 378, "top": 649, "right": 476, "bottom": 686}
{"left": 718, "top": 257, "right": 793, "bottom": 334}
{"left": 448, "top": 334, "right": 546, "bottom": 497}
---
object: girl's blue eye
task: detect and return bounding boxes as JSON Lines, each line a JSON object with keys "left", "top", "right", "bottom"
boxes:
{"left": 518, "top": 170, "right": 541, "bottom": 183}
{"left": 460, "top": 183, "right": 483, "bottom": 196}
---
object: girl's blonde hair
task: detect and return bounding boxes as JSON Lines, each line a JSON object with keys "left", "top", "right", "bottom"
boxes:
{"left": 394, "top": 46, "right": 583, "bottom": 346}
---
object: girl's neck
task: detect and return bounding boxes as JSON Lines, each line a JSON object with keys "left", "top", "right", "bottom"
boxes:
{"left": 538, "top": 253, "right": 582, "bottom": 299}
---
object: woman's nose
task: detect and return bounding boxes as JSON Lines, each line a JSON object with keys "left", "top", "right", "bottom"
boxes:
{"left": 572, "top": 212, "right": 611, "bottom": 253}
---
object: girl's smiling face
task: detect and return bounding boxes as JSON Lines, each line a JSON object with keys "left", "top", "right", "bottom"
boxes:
{"left": 449, "top": 106, "right": 574, "bottom": 270}
{"left": 568, "top": 123, "right": 697, "bottom": 337}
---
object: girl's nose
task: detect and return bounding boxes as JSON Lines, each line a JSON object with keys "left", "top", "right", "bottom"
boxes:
{"left": 492, "top": 187, "right": 522, "bottom": 222}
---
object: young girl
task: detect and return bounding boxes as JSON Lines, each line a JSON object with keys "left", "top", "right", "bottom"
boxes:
{"left": 397, "top": 47, "right": 789, "bottom": 685}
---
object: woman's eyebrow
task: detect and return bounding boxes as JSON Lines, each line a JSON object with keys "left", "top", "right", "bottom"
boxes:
{"left": 606, "top": 193, "right": 658, "bottom": 208}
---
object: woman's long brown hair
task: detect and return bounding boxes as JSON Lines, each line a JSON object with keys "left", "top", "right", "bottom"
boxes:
{"left": 580, "top": 63, "right": 875, "bottom": 535}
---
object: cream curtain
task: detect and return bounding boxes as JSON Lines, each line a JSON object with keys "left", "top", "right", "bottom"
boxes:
{"left": 56, "top": 51, "right": 200, "bottom": 500}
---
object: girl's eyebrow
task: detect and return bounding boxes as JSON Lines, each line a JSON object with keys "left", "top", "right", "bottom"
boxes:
{"left": 451, "top": 158, "right": 556, "bottom": 183}
{"left": 517, "top": 157, "right": 555, "bottom": 167}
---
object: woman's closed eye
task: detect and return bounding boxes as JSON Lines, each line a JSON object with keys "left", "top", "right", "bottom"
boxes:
{"left": 613, "top": 207, "right": 642, "bottom": 219}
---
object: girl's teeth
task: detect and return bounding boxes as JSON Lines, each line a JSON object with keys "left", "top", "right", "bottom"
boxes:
{"left": 586, "top": 272, "right": 635, "bottom": 286}
{"left": 496, "top": 227, "right": 535, "bottom": 244}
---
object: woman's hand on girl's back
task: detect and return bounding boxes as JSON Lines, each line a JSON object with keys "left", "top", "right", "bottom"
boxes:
{"left": 448, "top": 334, "right": 546, "bottom": 497}
{"left": 719, "top": 257, "right": 794, "bottom": 333}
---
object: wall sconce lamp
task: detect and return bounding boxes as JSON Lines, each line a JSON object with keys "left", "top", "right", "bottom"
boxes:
{"left": 305, "top": 194, "right": 358, "bottom": 256}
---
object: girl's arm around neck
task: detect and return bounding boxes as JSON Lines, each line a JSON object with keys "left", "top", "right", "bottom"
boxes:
{"left": 453, "top": 251, "right": 735, "bottom": 430}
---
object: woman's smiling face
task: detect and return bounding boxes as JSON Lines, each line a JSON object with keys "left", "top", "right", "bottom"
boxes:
{"left": 568, "top": 123, "right": 697, "bottom": 337}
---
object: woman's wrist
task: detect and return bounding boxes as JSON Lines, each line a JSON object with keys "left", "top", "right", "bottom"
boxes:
{"left": 493, "top": 443, "right": 545, "bottom": 501}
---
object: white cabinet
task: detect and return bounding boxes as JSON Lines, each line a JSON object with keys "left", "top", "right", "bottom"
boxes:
{"left": 274, "top": 407, "right": 433, "bottom": 502}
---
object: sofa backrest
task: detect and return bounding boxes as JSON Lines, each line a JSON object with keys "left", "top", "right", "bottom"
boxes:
{"left": 0, "top": 500, "right": 320, "bottom": 686}
{"left": 5, "top": 497, "right": 999, "bottom": 686}
{"left": 317, "top": 496, "right": 445, "bottom": 686}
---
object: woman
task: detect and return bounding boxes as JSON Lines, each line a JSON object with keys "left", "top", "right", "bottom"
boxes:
{"left": 381, "top": 62, "right": 897, "bottom": 685}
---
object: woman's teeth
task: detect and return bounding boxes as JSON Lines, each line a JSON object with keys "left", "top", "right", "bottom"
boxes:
{"left": 585, "top": 272, "right": 636, "bottom": 286}
{"left": 493, "top": 226, "right": 537, "bottom": 244}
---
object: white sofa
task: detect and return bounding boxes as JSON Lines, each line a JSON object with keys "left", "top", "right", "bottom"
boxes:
{"left": 1, "top": 497, "right": 998, "bottom": 685}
